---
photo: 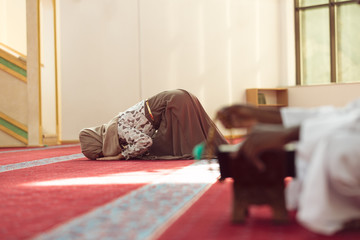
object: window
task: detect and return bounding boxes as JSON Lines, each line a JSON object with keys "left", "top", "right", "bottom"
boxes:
{"left": 294, "top": 0, "right": 360, "bottom": 85}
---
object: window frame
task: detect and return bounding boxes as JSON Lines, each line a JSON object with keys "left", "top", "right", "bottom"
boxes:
{"left": 294, "top": 0, "right": 357, "bottom": 85}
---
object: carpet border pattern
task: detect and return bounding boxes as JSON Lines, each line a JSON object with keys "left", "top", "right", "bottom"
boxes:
{"left": 33, "top": 160, "right": 218, "bottom": 240}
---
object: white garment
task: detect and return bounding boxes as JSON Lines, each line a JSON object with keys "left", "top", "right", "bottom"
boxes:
{"left": 281, "top": 98, "right": 360, "bottom": 235}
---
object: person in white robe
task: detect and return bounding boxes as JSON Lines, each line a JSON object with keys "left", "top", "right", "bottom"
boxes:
{"left": 217, "top": 98, "right": 360, "bottom": 235}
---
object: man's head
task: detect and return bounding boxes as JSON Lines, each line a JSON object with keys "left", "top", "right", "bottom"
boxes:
{"left": 79, "top": 127, "right": 103, "bottom": 160}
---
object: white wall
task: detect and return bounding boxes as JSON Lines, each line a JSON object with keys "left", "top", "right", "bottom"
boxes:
{"left": 139, "top": 0, "right": 286, "bottom": 112}
{"left": 288, "top": 83, "right": 360, "bottom": 108}
{"left": 15, "top": 0, "right": 358, "bottom": 143}
{"left": 0, "top": 0, "right": 27, "bottom": 54}
{"left": 58, "top": 0, "right": 293, "bottom": 140}
{"left": 58, "top": 0, "right": 141, "bottom": 140}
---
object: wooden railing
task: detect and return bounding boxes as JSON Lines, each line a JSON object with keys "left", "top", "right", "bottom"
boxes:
{"left": 0, "top": 43, "right": 27, "bottom": 82}
{"left": 0, "top": 112, "right": 28, "bottom": 144}
{"left": 0, "top": 43, "right": 28, "bottom": 144}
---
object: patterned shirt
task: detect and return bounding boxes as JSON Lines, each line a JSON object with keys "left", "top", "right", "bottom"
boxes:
{"left": 117, "top": 100, "right": 155, "bottom": 159}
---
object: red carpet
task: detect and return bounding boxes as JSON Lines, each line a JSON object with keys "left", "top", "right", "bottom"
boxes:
{"left": 157, "top": 179, "right": 359, "bottom": 240}
{"left": 0, "top": 144, "right": 82, "bottom": 165}
{"left": 0, "top": 145, "right": 359, "bottom": 240}
{"left": 0, "top": 145, "right": 194, "bottom": 239}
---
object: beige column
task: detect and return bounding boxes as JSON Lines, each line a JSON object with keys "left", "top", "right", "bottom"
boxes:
{"left": 26, "top": 0, "right": 42, "bottom": 146}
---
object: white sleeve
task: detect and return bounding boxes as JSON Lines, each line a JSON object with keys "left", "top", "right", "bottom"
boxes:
{"left": 280, "top": 106, "right": 336, "bottom": 128}
{"left": 300, "top": 108, "right": 360, "bottom": 142}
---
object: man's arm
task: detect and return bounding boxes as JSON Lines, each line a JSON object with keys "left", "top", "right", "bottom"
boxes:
{"left": 217, "top": 104, "right": 283, "bottom": 129}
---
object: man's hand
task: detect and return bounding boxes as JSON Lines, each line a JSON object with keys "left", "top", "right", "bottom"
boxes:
{"left": 96, "top": 153, "right": 124, "bottom": 161}
{"left": 237, "top": 125, "right": 300, "bottom": 171}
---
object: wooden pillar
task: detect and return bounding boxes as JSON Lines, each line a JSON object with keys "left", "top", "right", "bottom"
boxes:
{"left": 26, "top": 0, "right": 42, "bottom": 146}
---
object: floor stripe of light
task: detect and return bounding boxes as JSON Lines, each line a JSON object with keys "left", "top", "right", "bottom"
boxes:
{"left": 0, "top": 153, "right": 84, "bottom": 173}
{"left": 0, "top": 144, "right": 80, "bottom": 154}
{"left": 33, "top": 160, "right": 219, "bottom": 240}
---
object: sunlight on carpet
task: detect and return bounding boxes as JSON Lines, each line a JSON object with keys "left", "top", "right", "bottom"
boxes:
{"left": 24, "top": 160, "right": 219, "bottom": 187}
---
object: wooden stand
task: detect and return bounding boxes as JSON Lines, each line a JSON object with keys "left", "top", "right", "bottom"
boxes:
{"left": 217, "top": 148, "right": 295, "bottom": 223}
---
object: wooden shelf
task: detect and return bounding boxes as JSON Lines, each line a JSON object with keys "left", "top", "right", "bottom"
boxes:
{"left": 246, "top": 88, "right": 288, "bottom": 108}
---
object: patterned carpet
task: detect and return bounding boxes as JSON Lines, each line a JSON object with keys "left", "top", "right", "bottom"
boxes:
{"left": 0, "top": 145, "right": 359, "bottom": 240}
